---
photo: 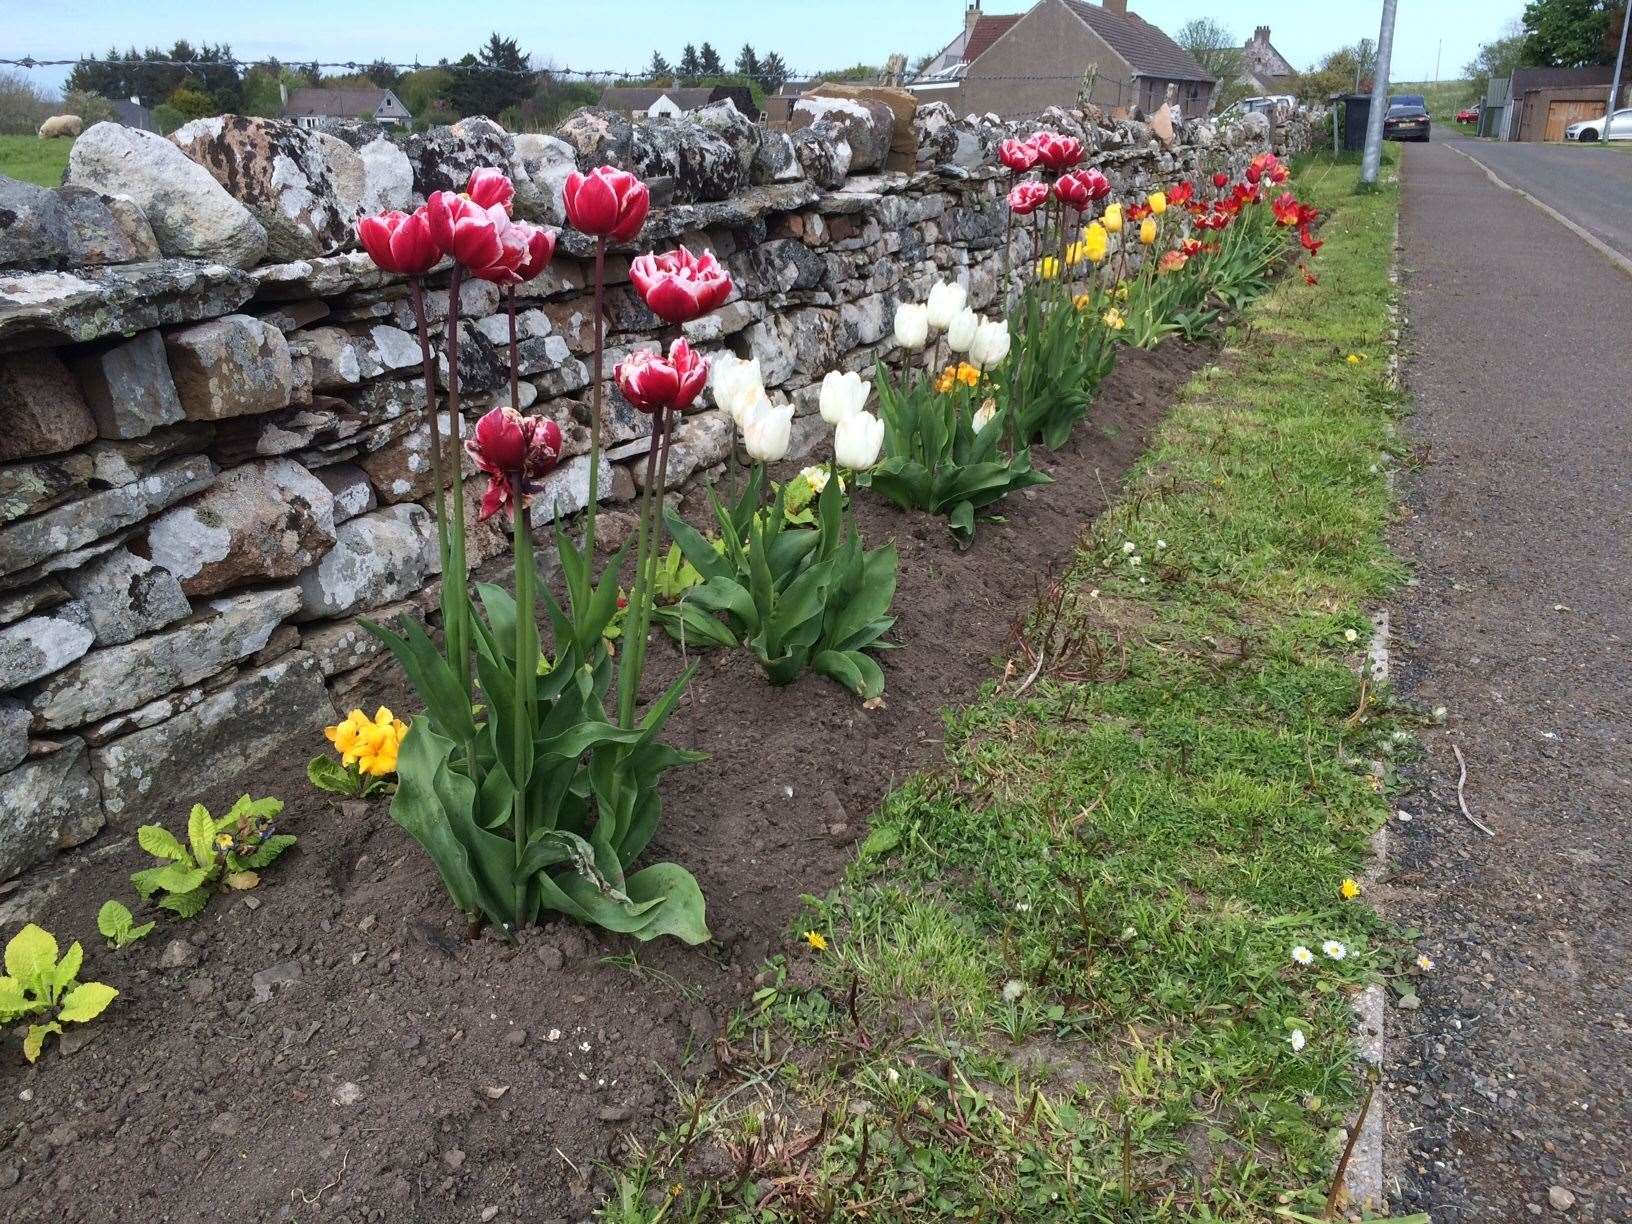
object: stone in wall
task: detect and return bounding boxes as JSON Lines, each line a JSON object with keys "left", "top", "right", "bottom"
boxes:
{"left": 693, "top": 100, "right": 762, "bottom": 189}
{"left": 65, "top": 123, "right": 268, "bottom": 267}
{"left": 791, "top": 126, "right": 853, "bottom": 190}
{"left": 28, "top": 584, "right": 302, "bottom": 731}
{"left": 0, "top": 178, "right": 72, "bottom": 270}
{"left": 295, "top": 503, "right": 440, "bottom": 620}
{"left": 405, "top": 117, "right": 516, "bottom": 199}
{"left": 0, "top": 451, "right": 93, "bottom": 524}
{"left": 0, "top": 699, "right": 26, "bottom": 771}
{"left": 92, "top": 650, "right": 335, "bottom": 821}
{"left": 792, "top": 97, "right": 894, "bottom": 173}
{"left": 0, "top": 600, "right": 95, "bottom": 689}
{"left": 0, "top": 350, "right": 98, "bottom": 461}
{"left": 165, "top": 313, "right": 295, "bottom": 421}
{"left": 69, "top": 330, "right": 186, "bottom": 440}
{"left": 526, "top": 452, "right": 618, "bottom": 529}
{"left": 0, "top": 260, "right": 258, "bottom": 351}
{"left": 301, "top": 600, "right": 418, "bottom": 677}
{"left": 58, "top": 547, "right": 191, "bottom": 646}
{"left": 630, "top": 412, "right": 730, "bottom": 491}
{"left": 143, "top": 457, "right": 335, "bottom": 596}
{"left": 511, "top": 134, "right": 576, "bottom": 226}
{"left": 312, "top": 463, "right": 377, "bottom": 523}
{"left": 0, "top": 738, "right": 101, "bottom": 882}
{"left": 171, "top": 116, "right": 354, "bottom": 262}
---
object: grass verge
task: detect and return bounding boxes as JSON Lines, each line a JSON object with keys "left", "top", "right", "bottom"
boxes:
{"left": 0, "top": 135, "right": 72, "bottom": 187}
{"left": 608, "top": 154, "right": 1411, "bottom": 1223}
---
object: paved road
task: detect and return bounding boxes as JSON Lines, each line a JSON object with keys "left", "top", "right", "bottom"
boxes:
{"left": 1386, "top": 141, "right": 1632, "bottom": 1222}
{"left": 1439, "top": 133, "right": 1632, "bottom": 263}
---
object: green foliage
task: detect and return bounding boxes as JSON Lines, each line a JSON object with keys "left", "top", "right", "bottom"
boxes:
{"left": 998, "top": 287, "right": 1115, "bottom": 449}
{"left": 306, "top": 754, "right": 390, "bottom": 799}
{"left": 149, "top": 103, "right": 183, "bottom": 135}
{"left": 866, "top": 363, "right": 1052, "bottom": 545}
{"left": 96, "top": 900, "right": 154, "bottom": 950}
{"left": 0, "top": 924, "right": 117, "bottom": 1063}
{"left": 655, "top": 471, "right": 898, "bottom": 700}
{"left": 65, "top": 39, "right": 242, "bottom": 111}
{"left": 447, "top": 33, "right": 532, "bottom": 119}
{"left": 651, "top": 542, "right": 705, "bottom": 605}
{"left": 130, "top": 795, "right": 293, "bottom": 917}
{"left": 1522, "top": 0, "right": 1624, "bottom": 67}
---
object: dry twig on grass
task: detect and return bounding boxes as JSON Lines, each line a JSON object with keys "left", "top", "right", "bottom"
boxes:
{"left": 1451, "top": 743, "right": 1495, "bottom": 837}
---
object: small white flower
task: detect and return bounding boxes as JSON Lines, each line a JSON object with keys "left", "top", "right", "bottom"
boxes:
{"left": 1432, "top": 705, "right": 1448, "bottom": 724}
{"left": 1156, "top": 539, "right": 1167, "bottom": 550}
{"left": 742, "top": 397, "right": 793, "bottom": 463}
{"left": 1129, "top": 555, "right": 1141, "bottom": 567}
{"left": 1416, "top": 954, "right": 1435, "bottom": 972}
{"left": 1344, "top": 628, "right": 1359, "bottom": 643}
{"left": 1002, "top": 979, "right": 1027, "bottom": 1003}
{"left": 887, "top": 1067, "right": 901, "bottom": 1084}
{"left": 1289, "top": 1028, "right": 1306, "bottom": 1052}
{"left": 1123, "top": 541, "right": 1137, "bottom": 554}
{"left": 1138, "top": 577, "right": 1148, "bottom": 584}
{"left": 1089, "top": 589, "right": 1100, "bottom": 599}
{"left": 800, "top": 464, "right": 830, "bottom": 494}
{"left": 971, "top": 401, "right": 997, "bottom": 433}
{"left": 1291, "top": 945, "right": 1315, "bottom": 965}
{"left": 1120, "top": 925, "right": 1137, "bottom": 941}
{"left": 1015, "top": 900, "right": 1031, "bottom": 913}
{"left": 1322, "top": 940, "right": 1347, "bottom": 961}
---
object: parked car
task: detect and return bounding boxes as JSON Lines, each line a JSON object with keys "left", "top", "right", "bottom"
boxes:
{"left": 1456, "top": 105, "right": 1480, "bottom": 124}
{"left": 1215, "top": 94, "right": 1297, "bottom": 121}
{"left": 1383, "top": 104, "right": 1431, "bottom": 142}
{"left": 1388, "top": 93, "right": 1428, "bottom": 111}
{"left": 1565, "top": 108, "right": 1632, "bottom": 142}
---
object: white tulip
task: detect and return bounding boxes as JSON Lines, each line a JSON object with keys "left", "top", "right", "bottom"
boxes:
{"left": 833, "top": 410, "right": 885, "bottom": 471}
{"left": 710, "top": 353, "right": 764, "bottom": 427}
{"left": 969, "top": 319, "right": 1012, "bottom": 370}
{"left": 971, "top": 401, "right": 997, "bottom": 433}
{"left": 818, "top": 369, "right": 871, "bottom": 425}
{"left": 742, "top": 397, "right": 793, "bottom": 464}
{"left": 892, "top": 302, "right": 930, "bottom": 351}
{"left": 925, "top": 280, "right": 967, "bottom": 332}
{"left": 945, "top": 307, "right": 979, "bottom": 354}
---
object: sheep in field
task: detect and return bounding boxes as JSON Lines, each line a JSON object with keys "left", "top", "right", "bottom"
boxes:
{"left": 37, "top": 115, "right": 83, "bottom": 139}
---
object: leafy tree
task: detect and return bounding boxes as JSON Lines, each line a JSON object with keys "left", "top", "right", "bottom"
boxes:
{"left": 1464, "top": 21, "right": 1534, "bottom": 97}
{"left": 167, "top": 85, "right": 217, "bottom": 122}
{"left": 447, "top": 32, "right": 533, "bottom": 118}
{"left": 698, "top": 42, "right": 724, "bottom": 77}
{"left": 364, "top": 60, "right": 403, "bottom": 89}
{"left": 735, "top": 44, "right": 761, "bottom": 81}
{"left": 1522, "top": 0, "right": 1625, "bottom": 66}
{"left": 759, "top": 51, "right": 790, "bottom": 93}
{"left": 1295, "top": 41, "right": 1378, "bottom": 103}
{"left": 0, "top": 70, "right": 55, "bottom": 135}
{"left": 646, "top": 50, "right": 672, "bottom": 80}
{"left": 1176, "top": 17, "right": 1238, "bottom": 80}
{"left": 677, "top": 44, "right": 701, "bottom": 82}
{"left": 66, "top": 40, "right": 241, "bottom": 112}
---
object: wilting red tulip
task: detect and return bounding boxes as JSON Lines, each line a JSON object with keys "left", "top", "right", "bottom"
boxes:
{"left": 1167, "top": 181, "right": 1194, "bottom": 207}
{"left": 615, "top": 339, "right": 708, "bottom": 414}
{"left": 1125, "top": 202, "right": 1151, "bottom": 222}
{"left": 1268, "top": 162, "right": 1290, "bottom": 185}
{"left": 356, "top": 209, "right": 440, "bottom": 277}
{"left": 1212, "top": 170, "right": 1229, "bottom": 189}
{"left": 564, "top": 166, "right": 650, "bottom": 242}
{"left": 1070, "top": 167, "right": 1112, "bottom": 202}
{"left": 629, "top": 245, "right": 733, "bottom": 324}
{"left": 424, "top": 191, "right": 516, "bottom": 272}
{"left": 1052, "top": 173, "right": 1090, "bottom": 209}
{"left": 1007, "top": 181, "right": 1050, "bottom": 215}
{"left": 1245, "top": 163, "right": 1263, "bottom": 185}
{"left": 998, "top": 138, "right": 1040, "bottom": 172}
{"left": 1301, "top": 263, "right": 1319, "bottom": 286}
{"left": 1298, "top": 225, "right": 1324, "bottom": 256}
{"left": 1272, "top": 191, "right": 1302, "bottom": 226}
{"left": 1028, "top": 131, "right": 1084, "bottom": 170}
{"left": 466, "top": 167, "right": 515, "bottom": 214}
{"left": 512, "top": 222, "right": 557, "bottom": 282}
{"left": 1180, "top": 237, "right": 1204, "bottom": 257}
{"left": 1158, "top": 250, "right": 1189, "bottom": 273}
{"left": 466, "top": 407, "right": 564, "bottom": 521}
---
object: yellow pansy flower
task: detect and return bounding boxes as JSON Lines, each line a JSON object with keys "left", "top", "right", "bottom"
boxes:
{"left": 1102, "top": 308, "right": 1126, "bottom": 331}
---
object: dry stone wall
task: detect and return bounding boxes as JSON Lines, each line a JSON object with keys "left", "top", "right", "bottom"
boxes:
{"left": 0, "top": 97, "right": 1309, "bottom": 881}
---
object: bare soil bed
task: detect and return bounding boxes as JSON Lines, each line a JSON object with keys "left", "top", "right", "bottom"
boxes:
{"left": 0, "top": 341, "right": 1209, "bottom": 1223}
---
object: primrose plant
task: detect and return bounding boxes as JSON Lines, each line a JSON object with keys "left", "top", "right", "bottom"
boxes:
{"left": 0, "top": 924, "right": 118, "bottom": 1063}
{"left": 131, "top": 795, "right": 294, "bottom": 917}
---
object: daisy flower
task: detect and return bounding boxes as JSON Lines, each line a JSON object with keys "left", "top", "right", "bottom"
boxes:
{"left": 1322, "top": 940, "right": 1347, "bottom": 961}
{"left": 1289, "top": 1028, "right": 1307, "bottom": 1052}
{"left": 1416, "top": 954, "right": 1434, "bottom": 972}
{"left": 1291, "top": 945, "right": 1315, "bottom": 965}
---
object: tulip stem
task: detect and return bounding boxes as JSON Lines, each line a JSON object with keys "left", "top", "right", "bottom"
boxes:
{"left": 444, "top": 265, "right": 478, "bottom": 787}
{"left": 510, "top": 475, "right": 531, "bottom": 926}
{"left": 506, "top": 287, "right": 519, "bottom": 414}
{"left": 1002, "top": 173, "right": 1014, "bottom": 311}
{"left": 585, "top": 236, "right": 607, "bottom": 558}
{"left": 621, "top": 407, "right": 667, "bottom": 730}
{"left": 407, "top": 279, "right": 449, "bottom": 578}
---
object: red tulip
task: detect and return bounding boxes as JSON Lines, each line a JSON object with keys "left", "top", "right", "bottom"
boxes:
{"left": 1272, "top": 191, "right": 1302, "bottom": 226}
{"left": 1167, "top": 181, "right": 1194, "bottom": 207}
{"left": 629, "top": 245, "right": 733, "bottom": 324}
{"left": 998, "top": 138, "right": 1040, "bottom": 172}
{"left": 1158, "top": 250, "right": 1189, "bottom": 273}
{"left": 1180, "top": 237, "right": 1204, "bottom": 257}
{"left": 1052, "top": 173, "right": 1090, "bottom": 209}
{"left": 1245, "top": 163, "right": 1262, "bottom": 185}
{"left": 1125, "top": 202, "right": 1151, "bottom": 222}
{"left": 465, "top": 167, "right": 515, "bottom": 214}
{"left": 1268, "top": 162, "right": 1290, "bottom": 185}
{"left": 614, "top": 339, "right": 708, "bottom": 414}
{"left": 1071, "top": 167, "right": 1112, "bottom": 202}
{"left": 1301, "top": 264, "right": 1319, "bottom": 286}
{"left": 1212, "top": 171, "right": 1229, "bottom": 189}
{"left": 356, "top": 209, "right": 440, "bottom": 277}
{"left": 466, "top": 407, "right": 564, "bottom": 521}
{"left": 1007, "top": 181, "right": 1050, "bottom": 215}
{"left": 1027, "top": 131, "right": 1083, "bottom": 170}
{"left": 424, "top": 191, "right": 516, "bottom": 273}
{"left": 512, "top": 222, "right": 557, "bottom": 282}
{"left": 1298, "top": 225, "right": 1323, "bottom": 256}
{"left": 563, "top": 166, "right": 650, "bottom": 242}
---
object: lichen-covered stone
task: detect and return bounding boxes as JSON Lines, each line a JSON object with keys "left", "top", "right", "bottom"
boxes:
{"left": 164, "top": 313, "right": 295, "bottom": 421}
{"left": 65, "top": 122, "right": 267, "bottom": 267}
{"left": 791, "top": 126, "right": 852, "bottom": 189}
{"left": 311, "top": 462, "right": 376, "bottom": 523}
{"left": 0, "top": 350, "right": 98, "bottom": 460}
{"left": 70, "top": 329, "right": 185, "bottom": 440}
{"left": 171, "top": 115, "right": 352, "bottom": 261}
{"left": 511, "top": 134, "right": 576, "bottom": 225}
{"left": 792, "top": 97, "right": 893, "bottom": 172}
{"left": 0, "top": 259, "right": 257, "bottom": 351}
{"left": 405, "top": 117, "right": 515, "bottom": 198}
{"left": 0, "top": 599, "right": 94, "bottom": 688}
{"left": 58, "top": 547, "right": 191, "bottom": 646}
{"left": 0, "top": 738, "right": 101, "bottom": 882}
{"left": 0, "top": 450, "right": 93, "bottom": 524}
{"left": 0, "top": 177, "right": 71, "bottom": 270}
{"left": 143, "top": 457, "right": 335, "bottom": 596}
{"left": 294, "top": 503, "right": 439, "bottom": 620}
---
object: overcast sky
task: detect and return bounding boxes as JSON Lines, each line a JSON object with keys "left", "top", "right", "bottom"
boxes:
{"left": 6, "top": 0, "right": 1525, "bottom": 94}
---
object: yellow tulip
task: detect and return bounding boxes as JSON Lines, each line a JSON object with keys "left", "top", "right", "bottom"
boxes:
{"left": 1147, "top": 190, "right": 1167, "bottom": 216}
{"left": 1072, "top": 292, "right": 1093, "bottom": 310}
{"left": 1102, "top": 203, "right": 1123, "bottom": 234}
{"left": 1081, "top": 221, "right": 1108, "bottom": 264}
{"left": 1035, "top": 256, "right": 1060, "bottom": 280}
{"left": 1139, "top": 218, "right": 1157, "bottom": 246}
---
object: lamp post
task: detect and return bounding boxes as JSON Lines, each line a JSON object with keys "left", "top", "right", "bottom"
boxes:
{"left": 1360, "top": 0, "right": 1399, "bottom": 187}
{"left": 1610, "top": 1, "right": 1631, "bottom": 134}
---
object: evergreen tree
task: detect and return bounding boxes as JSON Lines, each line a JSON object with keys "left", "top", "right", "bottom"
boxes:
{"left": 447, "top": 32, "right": 532, "bottom": 118}
{"left": 678, "top": 44, "right": 701, "bottom": 82}
{"left": 364, "top": 60, "right": 402, "bottom": 89}
{"left": 759, "top": 51, "right": 790, "bottom": 94}
{"left": 735, "top": 44, "right": 761, "bottom": 81}
{"left": 646, "top": 50, "right": 673, "bottom": 80}
{"left": 698, "top": 42, "right": 724, "bottom": 76}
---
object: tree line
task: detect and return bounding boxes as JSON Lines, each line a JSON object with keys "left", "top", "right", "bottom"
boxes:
{"left": 642, "top": 44, "right": 790, "bottom": 94}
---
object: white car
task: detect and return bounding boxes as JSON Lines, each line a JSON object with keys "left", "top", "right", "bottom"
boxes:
{"left": 1566, "top": 107, "right": 1632, "bottom": 142}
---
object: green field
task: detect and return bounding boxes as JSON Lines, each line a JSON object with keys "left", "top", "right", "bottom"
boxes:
{"left": 0, "top": 135, "right": 72, "bottom": 187}
{"left": 1394, "top": 79, "right": 1479, "bottom": 122}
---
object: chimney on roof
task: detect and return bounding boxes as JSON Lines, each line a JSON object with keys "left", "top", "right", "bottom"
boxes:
{"left": 1253, "top": 26, "right": 1271, "bottom": 45}
{"left": 1102, "top": 0, "right": 1128, "bottom": 14}
{"left": 965, "top": 1, "right": 982, "bottom": 38}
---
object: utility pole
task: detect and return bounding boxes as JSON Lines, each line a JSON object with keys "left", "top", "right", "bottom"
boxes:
{"left": 1434, "top": 39, "right": 1442, "bottom": 84}
{"left": 1360, "top": 0, "right": 1399, "bottom": 187}
{"left": 1610, "top": 1, "right": 1631, "bottom": 125}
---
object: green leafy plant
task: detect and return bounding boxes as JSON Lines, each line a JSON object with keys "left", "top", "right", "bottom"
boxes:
{"left": 651, "top": 544, "right": 705, "bottom": 604}
{"left": 866, "top": 363, "right": 1052, "bottom": 545}
{"left": 0, "top": 924, "right": 118, "bottom": 1062}
{"left": 96, "top": 900, "right": 154, "bottom": 950}
{"left": 998, "top": 286, "right": 1115, "bottom": 450}
{"left": 307, "top": 755, "right": 390, "bottom": 799}
{"left": 130, "top": 795, "right": 294, "bottom": 917}
{"left": 656, "top": 470, "right": 897, "bottom": 700}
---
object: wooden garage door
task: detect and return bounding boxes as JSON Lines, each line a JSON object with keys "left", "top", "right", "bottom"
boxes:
{"left": 1546, "top": 99, "right": 1603, "bottom": 141}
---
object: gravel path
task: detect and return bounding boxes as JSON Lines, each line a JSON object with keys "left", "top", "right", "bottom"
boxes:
{"left": 1386, "top": 140, "right": 1632, "bottom": 1221}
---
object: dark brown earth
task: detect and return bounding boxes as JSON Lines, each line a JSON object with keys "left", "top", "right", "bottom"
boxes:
{"left": 1384, "top": 141, "right": 1632, "bottom": 1222}
{"left": 0, "top": 340, "right": 1210, "bottom": 1224}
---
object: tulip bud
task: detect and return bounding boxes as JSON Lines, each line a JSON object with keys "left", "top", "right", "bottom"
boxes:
{"left": 833, "top": 410, "right": 885, "bottom": 471}
{"left": 630, "top": 245, "right": 734, "bottom": 324}
{"left": 945, "top": 308, "right": 979, "bottom": 354}
{"left": 1102, "top": 202, "right": 1123, "bottom": 233}
{"left": 465, "top": 167, "right": 515, "bottom": 214}
{"left": 969, "top": 320, "right": 1011, "bottom": 371}
{"left": 1147, "top": 190, "right": 1167, "bottom": 216}
{"left": 615, "top": 339, "right": 709, "bottom": 414}
{"left": 1082, "top": 221, "right": 1108, "bottom": 264}
{"left": 972, "top": 400, "right": 997, "bottom": 433}
{"left": 997, "top": 137, "right": 1040, "bottom": 172}
{"left": 893, "top": 302, "right": 930, "bottom": 351}
{"left": 818, "top": 369, "right": 871, "bottom": 424}
{"left": 742, "top": 398, "right": 793, "bottom": 463}
{"left": 1007, "top": 181, "right": 1050, "bottom": 216}
{"left": 356, "top": 209, "right": 440, "bottom": 277}
{"left": 1139, "top": 218, "right": 1157, "bottom": 246}
{"left": 711, "top": 353, "right": 765, "bottom": 426}
{"left": 564, "top": 165, "right": 650, "bottom": 242}
{"left": 925, "top": 280, "right": 968, "bottom": 332}
{"left": 1053, "top": 174, "right": 1090, "bottom": 210}
{"left": 1212, "top": 171, "right": 1229, "bottom": 189}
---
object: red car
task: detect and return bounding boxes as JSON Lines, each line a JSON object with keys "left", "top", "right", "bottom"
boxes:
{"left": 1456, "top": 106, "right": 1480, "bottom": 124}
